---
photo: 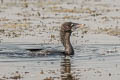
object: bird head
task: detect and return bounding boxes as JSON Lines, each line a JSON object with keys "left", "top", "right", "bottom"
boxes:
{"left": 62, "top": 22, "right": 85, "bottom": 32}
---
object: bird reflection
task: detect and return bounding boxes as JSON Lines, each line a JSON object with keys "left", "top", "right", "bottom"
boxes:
{"left": 61, "top": 56, "right": 75, "bottom": 80}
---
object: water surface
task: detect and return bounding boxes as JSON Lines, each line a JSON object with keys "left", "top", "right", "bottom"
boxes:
{"left": 0, "top": 43, "right": 120, "bottom": 80}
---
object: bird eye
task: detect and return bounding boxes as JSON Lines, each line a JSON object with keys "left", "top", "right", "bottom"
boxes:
{"left": 71, "top": 24, "right": 74, "bottom": 26}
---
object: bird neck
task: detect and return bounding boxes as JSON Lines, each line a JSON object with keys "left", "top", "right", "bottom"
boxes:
{"left": 61, "top": 31, "right": 74, "bottom": 55}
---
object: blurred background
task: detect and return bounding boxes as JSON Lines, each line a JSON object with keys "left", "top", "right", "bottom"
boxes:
{"left": 0, "top": 0, "right": 120, "bottom": 44}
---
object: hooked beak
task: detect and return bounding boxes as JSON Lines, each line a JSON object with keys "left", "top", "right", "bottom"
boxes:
{"left": 72, "top": 23, "right": 85, "bottom": 31}
{"left": 76, "top": 24, "right": 85, "bottom": 28}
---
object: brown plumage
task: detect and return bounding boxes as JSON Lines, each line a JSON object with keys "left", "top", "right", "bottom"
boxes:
{"left": 60, "top": 22, "right": 84, "bottom": 55}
